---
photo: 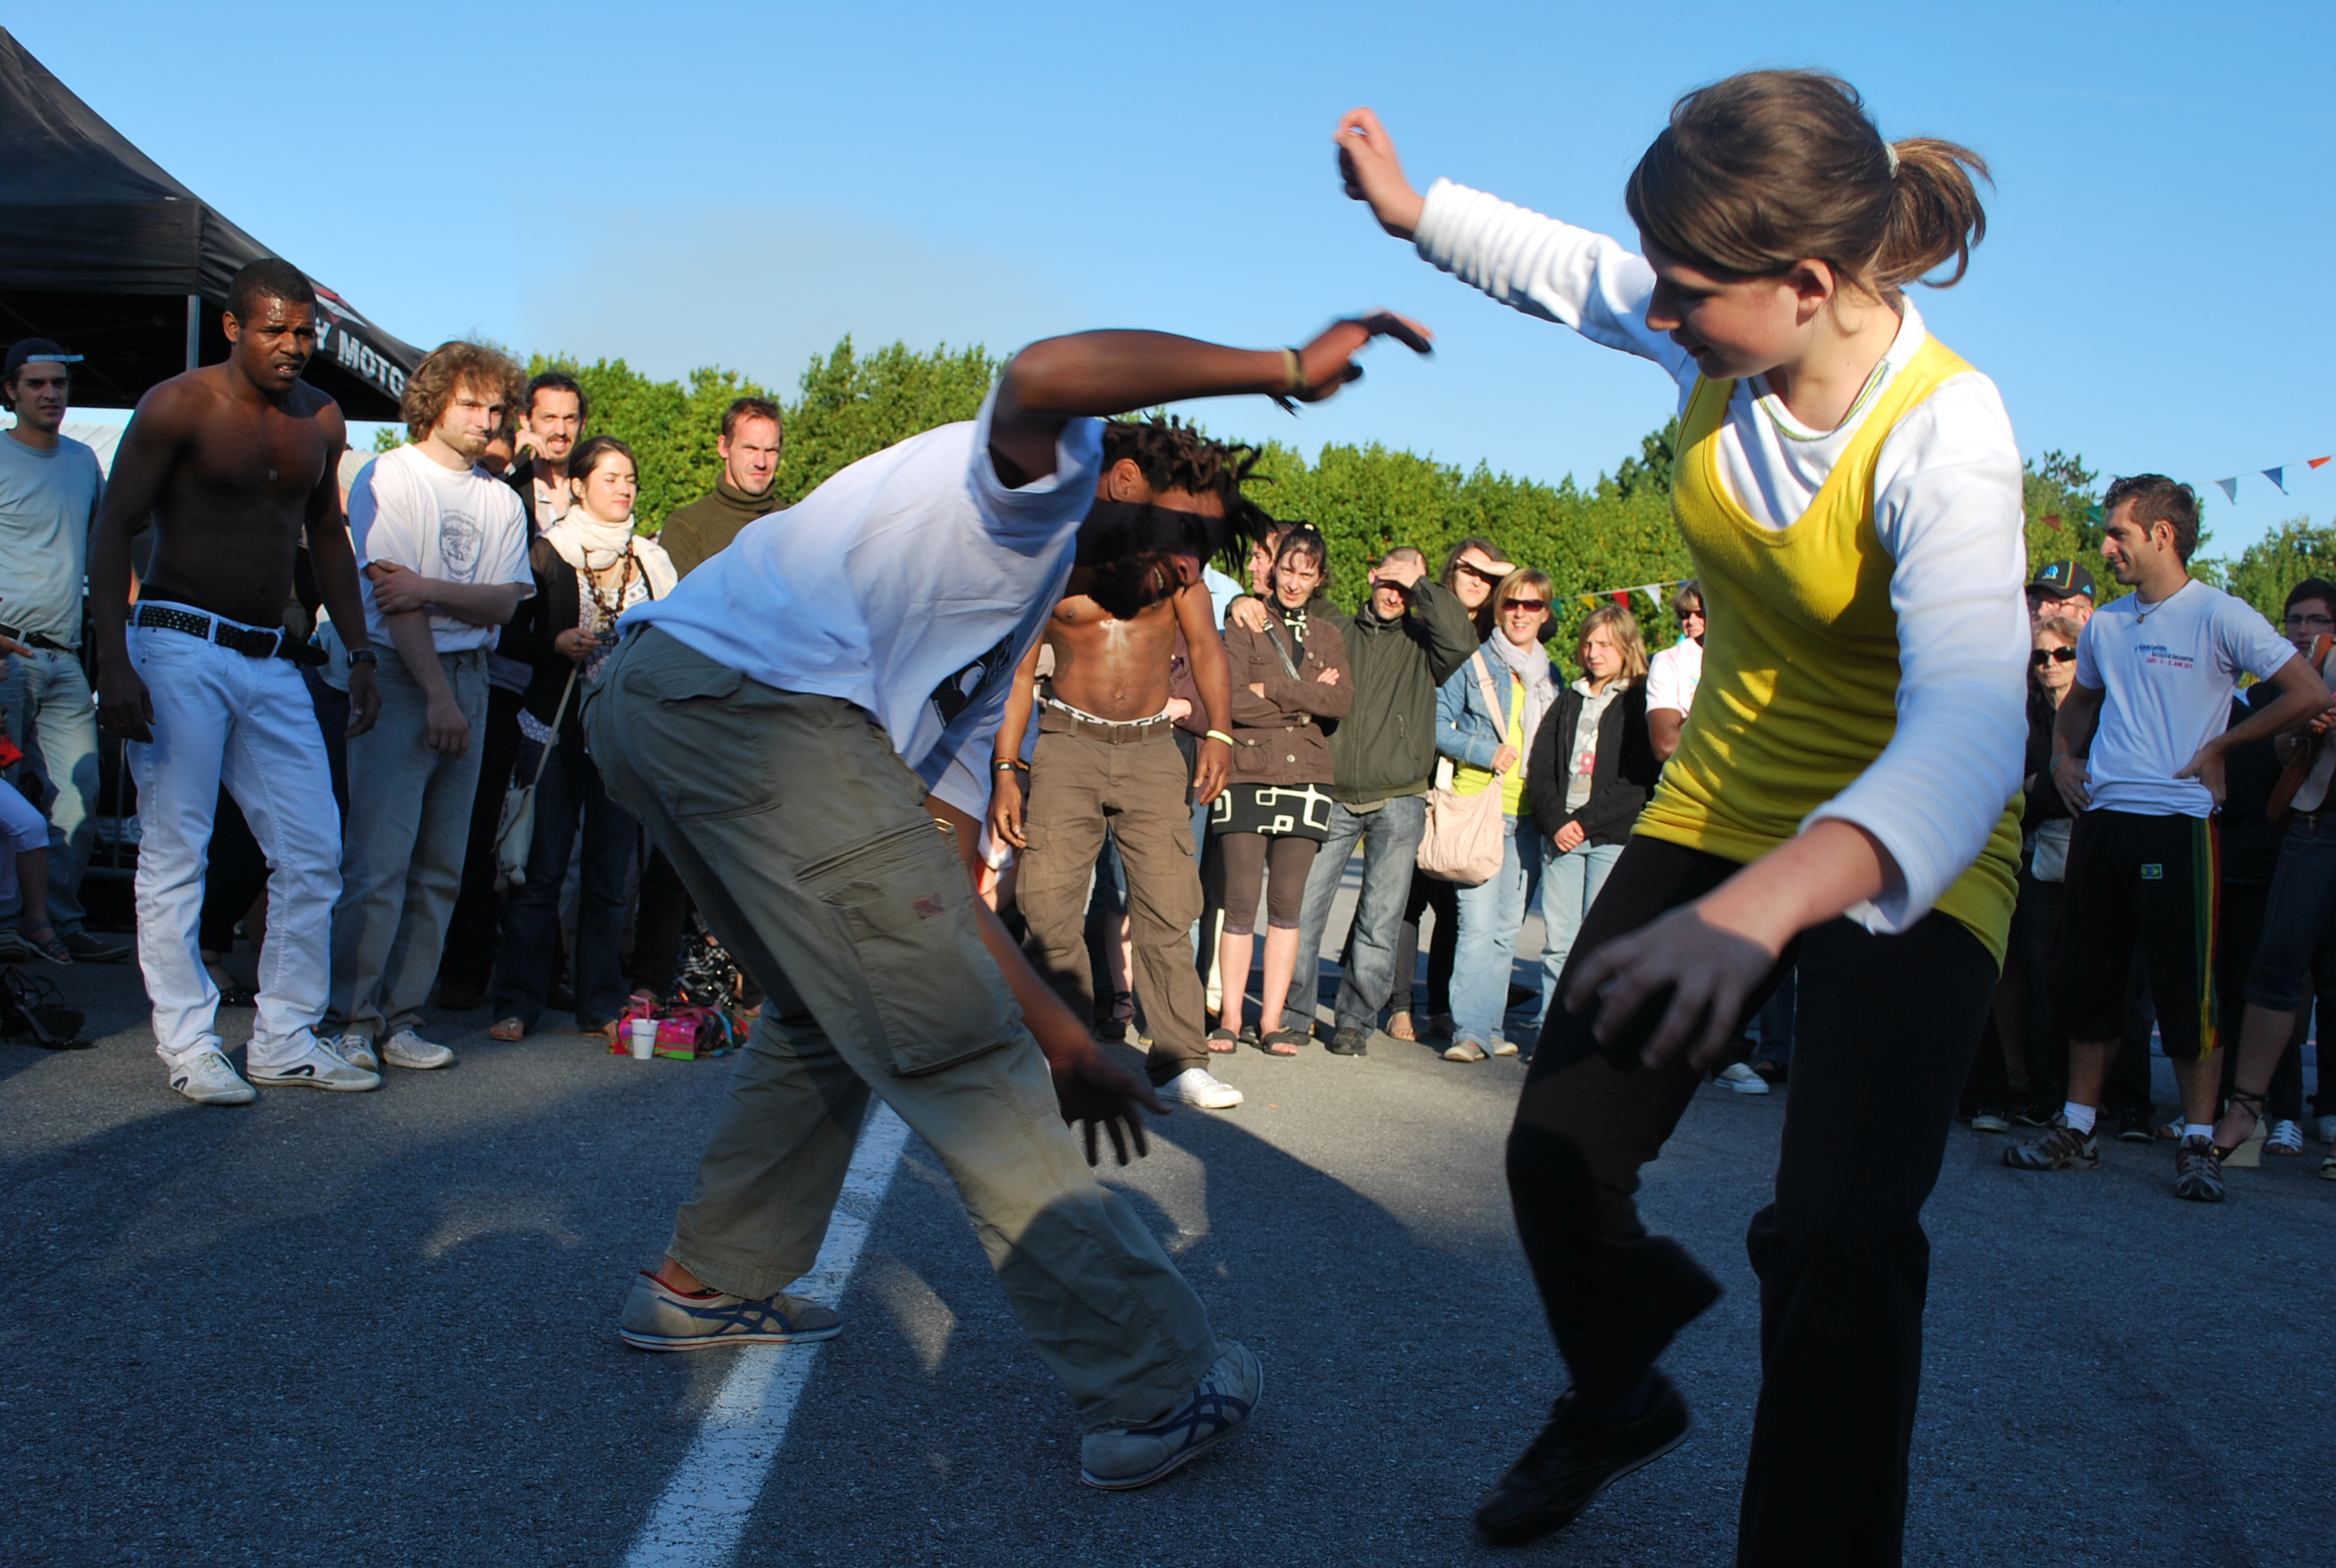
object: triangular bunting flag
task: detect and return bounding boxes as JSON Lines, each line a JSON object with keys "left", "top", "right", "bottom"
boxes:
{"left": 1611, "top": 590, "right": 1631, "bottom": 607}
{"left": 1641, "top": 584, "right": 1663, "bottom": 607}
{"left": 1578, "top": 594, "right": 1597, "bottom": 610}
{"left": 2084, "top": 502, "right": 2104, "bottom": 523}
{"left": 2310, "top": 457, "right": 2331, "bottom": 469}
{"left": 2263, "top": 467, "right": 2288, "bottom": 494}
{"left": 2042, "top": 514, "right": 2063, "bottom": 532}
{"left": 2214, "top": 477, "right": 2239, "bottom": 503}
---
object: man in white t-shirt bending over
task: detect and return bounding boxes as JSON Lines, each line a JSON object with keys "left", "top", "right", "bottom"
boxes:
{"left": 589, "top": 313, "right": 1428, "bottom": 1491}
{"left": 324, "top": 343, "right": 533, "bottom": 1074}
{"left": 2006, "top": 474, "right": 2324, "bottom": 1202}
{"left": 1642, "top": 578, "right": 1703, "bottom": 761}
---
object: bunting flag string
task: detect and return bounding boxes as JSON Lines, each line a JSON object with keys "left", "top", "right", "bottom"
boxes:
{"left": 1566, "top": 578, "right": 1689, "bottom": 612}
{"left": 2205, "top": 452, "right": 2331, "bottom": 503}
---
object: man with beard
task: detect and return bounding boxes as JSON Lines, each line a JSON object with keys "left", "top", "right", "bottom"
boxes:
{"left": 991, "top": 419, "right": 1250, "bottom": 1111}
{"left": 590, "top": 312, "right": 1428, "bottom": 1490}
{"left": 90, "top": 260, "right": 385, "bottom": 1103}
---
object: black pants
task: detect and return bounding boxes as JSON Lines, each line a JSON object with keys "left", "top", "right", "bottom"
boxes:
{"left": 1508, "top": 836, "right": 1995, "bottom": 1566}
{"left": 2000, "top": 869, "right": 2155, "bottom": 1114}
{"left": 436, "top": 684, "right": 525, "bottom": 995}
{"left": 1394, "top": 870, "right": 1459, "bottom": 1018}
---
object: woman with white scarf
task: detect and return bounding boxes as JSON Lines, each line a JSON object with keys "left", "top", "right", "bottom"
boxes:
{"left": 488, "top": 436, "right": 677, "bottom": 1041}
{"left": 1433, "top": 568, "right": 1555, "bottom": 1061}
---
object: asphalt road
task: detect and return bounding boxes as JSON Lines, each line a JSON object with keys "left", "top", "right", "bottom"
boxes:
{"left": 6, "top": 907, "right": 2333, "bottom": 1567}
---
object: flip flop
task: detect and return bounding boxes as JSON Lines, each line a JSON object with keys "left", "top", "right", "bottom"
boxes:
{"left": 1261, "top": 1030, "right": 1308, "bottom": 1057}
{"left": 487, "top": 1017, "right": 527, "bottom": 1041}
{"left": 1207, "top": 1028, "right": 1240, "bottom": 1053}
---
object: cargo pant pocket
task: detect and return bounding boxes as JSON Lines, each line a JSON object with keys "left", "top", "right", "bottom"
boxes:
{"left": 799, "top": 820, "right": 1020, "bottom": 1076}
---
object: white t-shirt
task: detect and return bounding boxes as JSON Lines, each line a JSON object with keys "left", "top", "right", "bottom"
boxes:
{"left": 0, "top": 431, "right": 102, "bottom": 645}
{"left": 1414, "top": 180, "right": 2028, "bottom": 933}
{"left": 623, "top": 388, "right": 1103, "bottom": 787}
{"left": 2074, "top": 579, "right": 2294, "bottom": 817}
{"left": 1644, "top": 638, "right": 1703, "bottom": 718}
{"left": 348, "top": 444, "right": 532, "bottom": 653}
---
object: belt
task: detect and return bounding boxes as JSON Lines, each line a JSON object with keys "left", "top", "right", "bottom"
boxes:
{"left": 1040, "top": 701, "right": 1174, "bottom": 746}
{"left": 133, "top": 602, "right": 327, "bottom": 667}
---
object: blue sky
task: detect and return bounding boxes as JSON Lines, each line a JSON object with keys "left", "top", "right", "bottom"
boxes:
{"left": 23, "top": 2, "right": 2334, "bottom": 557}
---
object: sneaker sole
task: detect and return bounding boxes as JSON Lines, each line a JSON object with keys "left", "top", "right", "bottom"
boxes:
{"left": 171, "top": 1082, "right": 256, "bottom": 1106}
{"left": 618, "top": 1322, "right": 843, "bottom": 1352}
{"left": 383, "top": 1054, "right": 453, "bottom": 1070}
{"left": 2004, "top": 1153, "right": 2100, "bottom": 1171}
{"left": 247, "top": 1071, "right": 380, "bottom": 1092}
{"left": 1079, "top": 1364, "right": 1266, "bottom": 1491}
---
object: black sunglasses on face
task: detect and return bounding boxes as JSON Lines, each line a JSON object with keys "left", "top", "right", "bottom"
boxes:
{"left": 2030, "top": 647, "right": 2076, "bottom": 666}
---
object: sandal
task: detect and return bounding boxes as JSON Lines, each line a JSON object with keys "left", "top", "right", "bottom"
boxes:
{"left": 1261, "top": 1029, "right": 1308, "bottom": 1057}
{"left": 1206, "top": 1027, "right": 1240, "bottom": 1053}
{"left": 1238, "top": 1022, "right": 1262, "bottom": 1050}
{"left": 487, "top": 1016, "right": 527, "bottom": 1041}
{"left": 1387, "top": 1011, "right": 1418, "bottom": 1041}
{"left": 2321, "top": 1153, "right": 2336, "bottom": 1182}
{"left": 2213, "top": 1090, "right": 2266, "bottom": 1160}
{"left": 23, "top": 923, "right": 71, "bottom": 966}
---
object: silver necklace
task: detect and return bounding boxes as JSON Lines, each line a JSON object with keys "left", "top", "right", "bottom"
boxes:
{"left": 2133, "top": 579, "right": 2189, "bottom": 623}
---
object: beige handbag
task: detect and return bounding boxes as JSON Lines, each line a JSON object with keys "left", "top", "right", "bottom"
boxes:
{"left": 1416, "top": 652, "right": 1512, "bottom": 886}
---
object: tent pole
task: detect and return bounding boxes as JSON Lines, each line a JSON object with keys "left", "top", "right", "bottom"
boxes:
{"left": 185, "top": 294, "right": 200, "bottom": 369}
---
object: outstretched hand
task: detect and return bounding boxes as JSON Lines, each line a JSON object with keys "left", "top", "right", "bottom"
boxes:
{"left": 1337, "top": 107, "right": 1427, "bottom": 239}
{"left": 1047, "top": 1037, "right": 1169, "bottom": 1166}
{"left": 1282, "top": 312, "right": 1433, "bottom": 412}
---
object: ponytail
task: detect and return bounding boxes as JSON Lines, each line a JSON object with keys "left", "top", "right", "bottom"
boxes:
{"left": 1625, "top": 70, "right": 1991, "bottom": 300}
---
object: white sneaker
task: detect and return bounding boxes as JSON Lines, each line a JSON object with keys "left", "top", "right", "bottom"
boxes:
{"left": 1159, "top": 1066, "right": 1243, "bottom": 1109}
{"left": 248, "top": 1041, "right": 382, "bottom": 1092}
{"left": 1488, "top": 1036, "right": 1520, "bottom": 1057}
{"left": 1717, "top": 1061, "right": 1770, "bottom": 1095}
{"left": 168, "top": 1049, "right": 256, "bottom": 1106}
{"left": 382, "top": 1029, "right": 455, "bottom": 1070}
{"left": 328, "top": 1032, "right": 380, "bottom": 1072}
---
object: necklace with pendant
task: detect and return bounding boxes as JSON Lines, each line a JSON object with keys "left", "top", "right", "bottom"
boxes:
{"left": 2134, "top": 580, "right": 2188, "bottom": 623}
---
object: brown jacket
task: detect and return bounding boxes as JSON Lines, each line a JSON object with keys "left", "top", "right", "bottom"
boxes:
{"left": 1224, "top": 611, "right": 1353, "bottom": 786}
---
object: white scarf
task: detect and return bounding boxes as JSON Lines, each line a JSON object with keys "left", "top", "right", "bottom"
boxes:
{"left": 1485, "top": 629, "right": 1556, "bottom": 745}
{"left": 544, "top": 506, "right": 677, "bottom": 602}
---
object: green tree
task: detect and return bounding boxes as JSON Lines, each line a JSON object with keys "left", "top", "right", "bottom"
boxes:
{"left": 528, "top": 356, "right": 776, "bottom": 531}
{"left": 774, "top": 337, "right": 1000, "bottom": 503}
{"left": 2223, "top": 515, "right": 2336, "bottom": 621}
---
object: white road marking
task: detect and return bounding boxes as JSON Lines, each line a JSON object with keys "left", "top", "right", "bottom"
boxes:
{"left": 621, "top": 1103, "right": 910, "bottom": 1568}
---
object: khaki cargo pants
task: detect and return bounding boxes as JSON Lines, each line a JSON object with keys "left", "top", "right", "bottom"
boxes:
{"left": 586, "top": 628, "right": 1220, "bottom": 1428}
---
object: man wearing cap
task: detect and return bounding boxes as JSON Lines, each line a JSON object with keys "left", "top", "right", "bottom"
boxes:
{"left": 0, "top": 339, "right": 130, "bottom": 964}
{"left": 2029, "top": 559, "right": 2096, "bottom": 628}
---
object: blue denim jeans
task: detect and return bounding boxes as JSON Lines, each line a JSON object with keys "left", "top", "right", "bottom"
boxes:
{"left": 2246, "top": 811, "right": 2336, "bottom": 1011}
{"left": 0, "top": 648, "right": 98, "bottom": 934}
{"left": 1536, "top": 837, "right": 1622, "bottom": 1026}
{"left": 490, "top": 740, "right": 640, "bottom": 1028}
{"left": 1281, "top": 794, "right": 1429, "bottom": 1035}
{"left": 1451, "top": 813, "right": 1541, "bottom": 1049}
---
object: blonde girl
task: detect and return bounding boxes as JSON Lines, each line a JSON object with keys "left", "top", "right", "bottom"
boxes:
{"left": 1340, "top": 70, "right": 2026, "bottom": 1558}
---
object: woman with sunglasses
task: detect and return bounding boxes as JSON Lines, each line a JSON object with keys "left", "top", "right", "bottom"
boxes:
{"left": 1436, "top": 569, "right": 1555, "bottom": 1061}
{"left": 1390, "top": 538, "right": 1516, "bottom": 1042}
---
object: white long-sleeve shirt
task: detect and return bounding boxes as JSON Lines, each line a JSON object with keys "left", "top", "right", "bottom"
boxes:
{"left": 1414, "top": 179, "right": 2029, "bottom": 932}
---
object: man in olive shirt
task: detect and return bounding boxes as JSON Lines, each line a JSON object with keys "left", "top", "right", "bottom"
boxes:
{"left": 629, "top": 396, "right": 787, "bottom": 999}
{"left": 657, "top": 397, "right": 785, "bottom": 577}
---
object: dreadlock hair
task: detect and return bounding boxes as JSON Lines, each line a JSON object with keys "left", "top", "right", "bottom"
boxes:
{"left": 1103, "top": 415, "right": 1263, "bottom": 519}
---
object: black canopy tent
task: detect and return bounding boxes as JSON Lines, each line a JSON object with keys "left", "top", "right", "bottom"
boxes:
{"left": 0, "top": 27, "right": 422, "bottom": 419}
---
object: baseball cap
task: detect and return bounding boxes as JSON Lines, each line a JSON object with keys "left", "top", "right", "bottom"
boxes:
{"left": 4, "top": 338, "right": 81, "bottom": 380}
{"left": 2028, "top": 560, "right": 2096, "bottom": 599}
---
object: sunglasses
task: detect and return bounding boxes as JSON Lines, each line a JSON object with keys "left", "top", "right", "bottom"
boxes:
{"left": 1504, "top": 598, "right": 1548, "bottom": 613}
{"left": 2030, "top": 647, "right": 2076, "bottom": 666}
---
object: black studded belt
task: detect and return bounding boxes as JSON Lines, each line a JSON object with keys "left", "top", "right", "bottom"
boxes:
{"left": 133, "top": 602, "right": 327, "bottom": 667}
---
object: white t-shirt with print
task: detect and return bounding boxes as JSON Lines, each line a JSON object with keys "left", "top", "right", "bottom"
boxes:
{"left": 348, "top": 444, "right": 532, "bottom": 653}
{"left": 2074, "top": 579, "right": 2294, "bottom": 817}
{"left": 1644, "top": 637, "right": 1702, "bottom": 717}
{"left": 623, "top": 387, "right": 1103, "bottom": 787}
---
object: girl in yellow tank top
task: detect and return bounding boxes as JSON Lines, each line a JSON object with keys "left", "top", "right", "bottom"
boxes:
{"left": 1339, "top": 70, "right": 2028, "bottom": 1562}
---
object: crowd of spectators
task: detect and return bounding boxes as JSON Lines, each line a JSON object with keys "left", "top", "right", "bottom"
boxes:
{"left": 3, "top": 306, "right": 2333, "bottom": 1195}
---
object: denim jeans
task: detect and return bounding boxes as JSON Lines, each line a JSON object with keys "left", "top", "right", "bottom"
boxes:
{"left": 0, "top": 647, "right": 98, "bottom": 935}
{"left": 2246, "top": 810, "right": 2336, "bottom": 1011}
{"left": 1281, "top": 794, "right": 1429, "bottom": 1036}
{"left": 1452, "top": 812, "right": 1541, "bottom": 1049}
{"left": 490, "top": 737, "right": 640, "bottom": 1028}
{"left": 1536, "top": 837, "right": 1622, "bottom": 1025}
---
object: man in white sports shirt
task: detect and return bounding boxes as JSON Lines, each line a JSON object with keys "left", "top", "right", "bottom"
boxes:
{"left": 2006, "top": 474, "right": 2325, "bottom": 1202}
{"left": 1642, "top": 578, "right": 1702, "bottom": 762}
{"left": 586, "top": 313, "right": 1428, "bottom": 1491}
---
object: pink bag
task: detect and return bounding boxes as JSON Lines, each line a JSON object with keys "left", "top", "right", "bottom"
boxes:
{"left": 1415, "top": 652, "right": 1511, "bottom": 886}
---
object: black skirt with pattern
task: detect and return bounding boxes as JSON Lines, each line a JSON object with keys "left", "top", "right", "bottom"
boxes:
{"left": 1208, "top": 782, "right": 1335, "bottom": 841}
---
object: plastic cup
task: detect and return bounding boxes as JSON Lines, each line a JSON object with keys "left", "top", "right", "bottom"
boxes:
{"left": 629, "top": 1018, "right": 657, "bottom": 1060}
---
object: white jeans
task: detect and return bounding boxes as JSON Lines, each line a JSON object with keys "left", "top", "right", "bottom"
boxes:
{"left": 127, "top": 621, "right": 341, "bottom": 1068}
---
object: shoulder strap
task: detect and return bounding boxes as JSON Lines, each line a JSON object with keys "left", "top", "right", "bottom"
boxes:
{"left": 1471, "top": 650, "right": 1508, "bottom": 744}
{"left": 528, "top": 669, "right": 581, "bottom": 787}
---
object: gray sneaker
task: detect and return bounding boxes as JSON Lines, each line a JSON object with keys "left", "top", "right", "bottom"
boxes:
{"left": 2172, "top": 1135, "right": 2226, "bottom": 1203}
{"left": 328, "top": 1032, "right": 380, "bottom": 1072}
{"left": 1080, "top": 1342, "right": 1262, "bottom": 1491}
{"left": 618, "top": 1270, "right": 841, "bottom": 1351}
{"left": 167, "top": 1049, "right": 256, "bottom": 1106}
{"left": 382, "top": 1029, "right": 455, "bottom": 1070}
{"left": 2004, "top": 1119, "right": 2099, "bottom": 1171}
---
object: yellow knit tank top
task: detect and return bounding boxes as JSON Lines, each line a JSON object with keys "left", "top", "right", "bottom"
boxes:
{"left": 1633, "top": 335, "right": 2021, "bottom": 964}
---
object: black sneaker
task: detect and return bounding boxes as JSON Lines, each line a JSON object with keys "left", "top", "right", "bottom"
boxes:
{"left": 1474, "top": 1372, "right": 1692, "bottom": 1546}
{"left": 2003, "top": 1120, "right": 2099, "bottom": 1170}
{"left": 60, "top": 929, "right": 130, "bottom": 964}
{"left": 2112, "top": 1106, "right": 2159, "bottom": 1144}
{"left": 1969, "top": 1106, "right": 2012, "bottom": 1133}
{"left": 2010, "top": 1100, "right": 2059, "bottom": 1128}
{"left": 1325, "top": 1025, "right": 1370, "bottom": 1057}
{"left": 2171, "top": 1135, "right": 2226, "bottom": 1203}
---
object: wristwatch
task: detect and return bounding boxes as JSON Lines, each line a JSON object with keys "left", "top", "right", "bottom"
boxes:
{"left": 348, "top": 648, "right": 379, "bottom": 666}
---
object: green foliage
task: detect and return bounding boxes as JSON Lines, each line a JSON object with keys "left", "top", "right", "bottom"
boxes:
{"left": 2020, "top": 449, "right": 2109, "bottom": 604}
{"left": 370, "top": 426, "right": 400, "bottom": 453}
{"left": 774, "top": 337, "right": 1000, "bottom": 503}
{"left": 528, "top": 356, "right": 777, "bottom": 532}
{"left": 2224, "top": 515, "right": 2336, "bottom": 622}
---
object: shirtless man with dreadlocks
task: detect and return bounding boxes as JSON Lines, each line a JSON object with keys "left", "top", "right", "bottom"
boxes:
{"left": 990, "top": 420, "right": 1254, "bottom": 1111}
